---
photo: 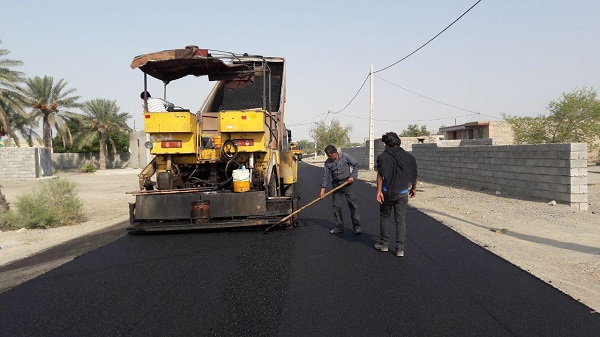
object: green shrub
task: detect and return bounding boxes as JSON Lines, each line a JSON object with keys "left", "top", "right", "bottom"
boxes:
{"left": 0, "top": 210, "right": 21, "bottom": 231}
{"left": 0, "top": 179, "right": 85, "bottom": 230}
{"left": 80, "top": 162, "right": 96, "bottom": 173}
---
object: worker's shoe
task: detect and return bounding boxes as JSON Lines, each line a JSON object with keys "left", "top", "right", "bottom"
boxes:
{"left": 353, "top": 226, "right": 362, "bottom": 235}
{"left": 374, "top": 243, "right": 388, "bottom": 252}
{"left": 396, "top": 250, "right": 404, "bottom": 257}
{"left": 330, "top": 227, "right": 343, "bottom": 234}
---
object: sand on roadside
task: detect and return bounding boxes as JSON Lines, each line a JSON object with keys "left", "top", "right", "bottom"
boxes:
{"left": 0, "top": 169, "right": 139, "bottom": 268}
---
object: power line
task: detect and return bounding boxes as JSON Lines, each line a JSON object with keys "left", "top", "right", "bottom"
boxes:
{"left": 331, "top": 73, "right": 370, "bottom": 114}
{"left": 376, "top": 76, "right": 505, "bottom": 121}
{"left": 374, "top": 0, "right": 483, "bottom": 74}
{"left": 375, "top": 75, "right": 479, "bottom": 113}
{"left": 478, "top": 112, "right": 503, "bottom": 120}
{"left": 337, "top": 111, "right": 479, "bottom": 123}
{"left": 330, "top": 0, "right": 483, "bottom": 114}
{"left": 286, "top": 111, "right": 328, "bottom": 126}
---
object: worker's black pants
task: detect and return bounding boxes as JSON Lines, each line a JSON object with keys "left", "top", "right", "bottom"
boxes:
{"left": 378, "top": 193, "right": 409, "bottom": 251}
{"left": 332, "top": 183, "right": 361, "bottom": 230}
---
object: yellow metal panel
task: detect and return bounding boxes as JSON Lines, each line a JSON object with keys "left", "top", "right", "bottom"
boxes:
{"left": 279, "top": 151, "right": 298, "bottom": 185}
{"left": 231, "top": 132, "right": 266, "bottom": 152}
{"left": 154, "top": 154, "right": 198, "bottom": 166}
{"left": 198, "top": 149, "right": 220, "bottom": 161}
{"left": 149, "top": 133, "right": 196, "bottom": 154}
{"left": 219, "top": 111, "right": 265, "bottom": 132}
{"left": 144, "top": 112, "right": 196, "bottom": 133}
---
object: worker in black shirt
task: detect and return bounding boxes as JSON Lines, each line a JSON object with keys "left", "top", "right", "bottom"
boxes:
{"left": 320, "top": 145, "right": 362, "bottom": 234}
{"left": 375, "top": 132, "right": 418, "bottom": 257}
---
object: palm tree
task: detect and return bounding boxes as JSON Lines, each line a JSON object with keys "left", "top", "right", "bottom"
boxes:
{"left": 0, "top": 41, "right": 32, "bottom": 212}
{"left": 20, "top": 75, "right": 81, "bottom": 148}
{"left": 75, "top": 99, "right": 131, "bottom": 170}
{"left": 0, "top": 98, "right": 39, "bottom": 146}
{"left": 0, "top": 40, "right": 34, "bottom": 147}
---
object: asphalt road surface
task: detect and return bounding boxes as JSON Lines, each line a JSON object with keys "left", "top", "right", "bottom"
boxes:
{"left": 0, "top": 162, "right": 598, "bottom": 336}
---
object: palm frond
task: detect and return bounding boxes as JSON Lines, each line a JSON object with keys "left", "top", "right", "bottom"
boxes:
{"left": 21, "top": 75, "right": 82, "bottom": 147}
{"left": 0, "top": 42, "right": 30, "bottom": 144}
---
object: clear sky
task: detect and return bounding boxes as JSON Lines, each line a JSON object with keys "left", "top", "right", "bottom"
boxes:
{"left": 2, "top": 0, "right": 599, "bottom": 144}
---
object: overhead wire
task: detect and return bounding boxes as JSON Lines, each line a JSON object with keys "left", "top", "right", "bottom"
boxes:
{"left": 337, "top": 111, "right": 479, "bottom": 123}
{"left": 330, "top": 0, "right": 484, "bottom": 113}
{"left": 375, "top": 75, "right": 504, "bottom": 121}
{"left": 374, "top": 0, "right": 482, "bottom": 74}
{"left": 285, "top": 1, "right": 487, "bottom": 135}
{"left": 330, "top": 73, "right": 370, "bottom": 114}
{"left": 375, "top": 75, "right": 479, "bottom": 113}
{"left": 478, "top": 112, "right": 503, "bottom": 120}
{"left": 287, "top": 111, "right": 328, "bottom": 126}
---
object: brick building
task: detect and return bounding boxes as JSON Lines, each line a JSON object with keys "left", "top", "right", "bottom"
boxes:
{"left": 439, "top": 121, "right": 514, "bottom": 145}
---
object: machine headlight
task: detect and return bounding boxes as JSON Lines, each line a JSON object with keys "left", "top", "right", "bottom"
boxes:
{"left": 144, "top": 141, "right": 153, "bottom": 149}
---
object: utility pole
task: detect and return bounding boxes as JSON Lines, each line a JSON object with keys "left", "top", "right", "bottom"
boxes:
{"left": 369, "top": 64, "right": 374, "bottom": 171}
{"left": 313, "top": 122, "right": 318, "bottom": 159}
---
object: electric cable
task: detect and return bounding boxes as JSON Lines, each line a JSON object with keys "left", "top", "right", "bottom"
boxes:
{"left": 330, "top": 0, "right": 483, "bottom": 114}
{"left": 331, "top": 73, "right": 370, "bottom": 114}
{"left": 337, "top": 111, "right": 478, "bottom": 123}
{"left": 287, "top": 111, "right": 328, "bottom": 126}
{"left": 374, "top": 0, "right": 483, "bottom": 74}
{"left": 375, "top": 75, "right": 479, "bottom": 113}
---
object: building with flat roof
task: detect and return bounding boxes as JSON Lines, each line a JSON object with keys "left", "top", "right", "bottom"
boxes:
{"left": 439, "top": 121, "right": 514, "bottom": 145}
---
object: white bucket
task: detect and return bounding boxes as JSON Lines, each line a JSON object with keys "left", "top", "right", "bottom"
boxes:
{"left": 232, "top": 169, "right": 250, "bottom": 192}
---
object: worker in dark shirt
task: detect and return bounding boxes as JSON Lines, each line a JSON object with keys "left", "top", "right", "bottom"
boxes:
{"left": 375, "top": 132, "right": 418, "bottom": 257}
{"left": 320, "top": 145, "right": 362, "bottom": 234}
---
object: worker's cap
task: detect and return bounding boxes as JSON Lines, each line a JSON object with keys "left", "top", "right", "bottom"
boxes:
{"left": 140, "top": 91, "right": 151, "bottom": 99}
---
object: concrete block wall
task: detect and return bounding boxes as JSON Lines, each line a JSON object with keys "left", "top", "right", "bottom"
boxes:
{"left": 399, "top": 135, "right": 445, "bottom": 152}
{"left": 340, "top": 146, "right": 369, "bottom": 170}
{"left": 438, "top": 139, "right": 496, "bottom": 147}
{"left": 0, "top": 147, "right": 52, "bottom": 181}
{"left": 341, "top": 139, "right": 386, "bottom": 170}
{"left": 412, "top": 143, "right": 588, "bottom": 210}
{"left": 343, "top": 136, "right": 443, "bottom": 169}
{"left": 52, "top": 152, "right": 131, "bottom": 171}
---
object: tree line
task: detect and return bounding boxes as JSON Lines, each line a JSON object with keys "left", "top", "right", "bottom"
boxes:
{"left": 504, "top": 88, "right": 600, "bottom": 156}
{"left": 304, "top": 88, "right": 600, "bottom": 159}
{"left": 305, "top": 118, "right": 433, "bottom": 154}
{"left": 0, "top": 40, "right": 132, "bottom": 170}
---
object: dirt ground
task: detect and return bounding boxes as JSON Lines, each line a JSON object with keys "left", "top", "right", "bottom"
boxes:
{"left": 0, "top": 169, "right": 138, "bottom": 270}
{"left": 0, "top": 162, "right": 599, "bottom": 313}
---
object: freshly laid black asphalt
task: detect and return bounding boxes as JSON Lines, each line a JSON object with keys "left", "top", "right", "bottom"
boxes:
{"left": 0, "top": 162, "right": 598, "bottom": 336}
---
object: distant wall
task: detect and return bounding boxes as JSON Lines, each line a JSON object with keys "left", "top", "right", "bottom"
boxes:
{"left": 0, "top": 147, "right": 133, "bottom": 181}
{"left": 52, "top": 152, "right": 131, "bottom": 171}
{"left": 0, "top": 132, "right": 156, "bottom": 180}
{"left": 437, "top": 139, "right": 497, "bottom": 147}
{"left": 398, "top": 135, "right": 445, "bottom": 152}
{"left": 341, "top": 139, "right": 385, "bottom": 170}
{"left": 412, "top": 143, "right": 588, "bottom": 210}
{"left": 0, "top": 147, "right": 52, "bottom": 181}
{"left": 342, "top": 141, "right": 589, "bottom": 210}
{"left": 341, "top": 136, "right": 442, "bottom": 170}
